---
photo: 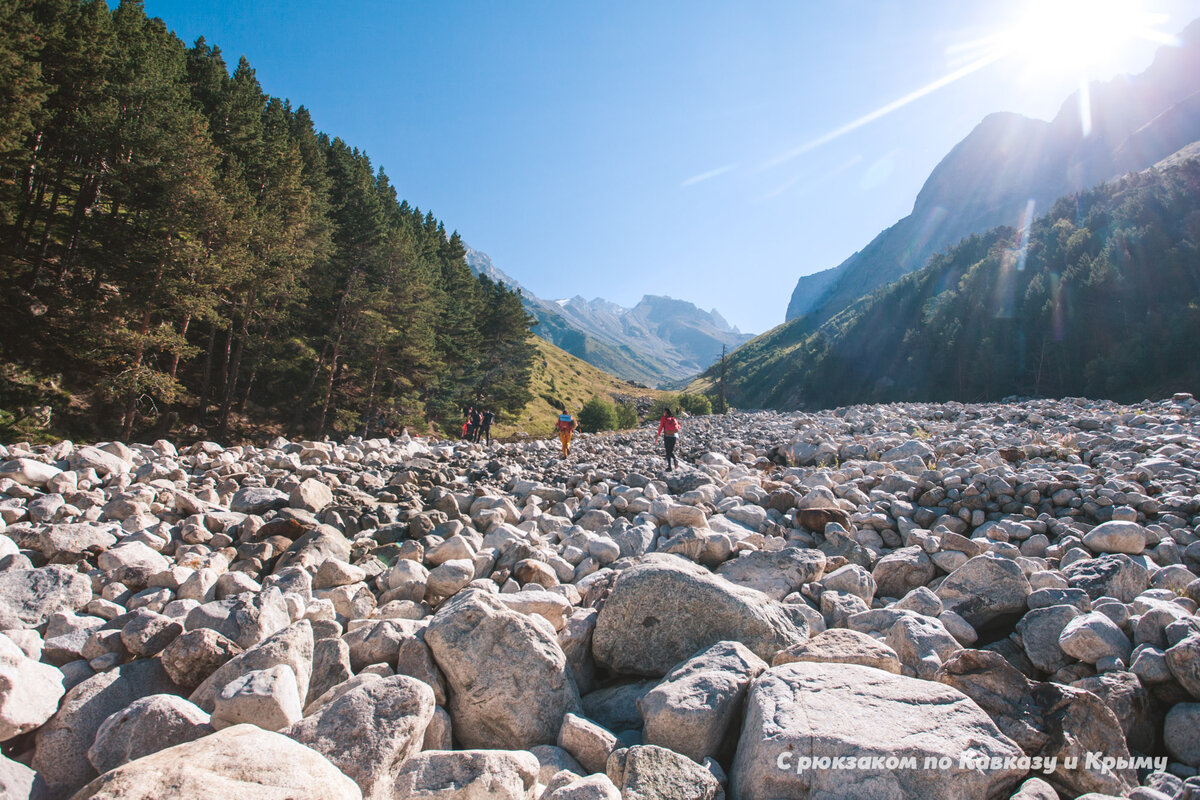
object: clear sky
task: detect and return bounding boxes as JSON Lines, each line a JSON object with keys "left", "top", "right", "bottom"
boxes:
{"left": 137, "top": 0, "right": 1198, "bottom": 335}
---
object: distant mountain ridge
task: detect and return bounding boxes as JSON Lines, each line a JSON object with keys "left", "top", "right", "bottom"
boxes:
{"left": 786, "top": 17, "right": 1200, "bottom": 324}
{"left": 464, "top": 247, "right": 751, "bottom": 387}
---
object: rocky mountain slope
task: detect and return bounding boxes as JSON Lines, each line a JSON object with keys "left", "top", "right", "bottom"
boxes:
{"left": 698, "top": 149, "right": 1200, "bottom": 412}
{"left": 787, "top": 17, "right": 1200, "bottom": 325}
{"left": 465, "top": 247, "right": 751, "bottom": 387}
{"left": 2, "top": 394, "right": 1200, "bottom": 798}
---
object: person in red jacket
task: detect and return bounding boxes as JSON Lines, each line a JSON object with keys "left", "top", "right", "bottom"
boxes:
{"left": 655, "top": 408, "right": 680, "bottom": 470}
{"left": 555, "top": 412, "right": 578, "bottom": 457}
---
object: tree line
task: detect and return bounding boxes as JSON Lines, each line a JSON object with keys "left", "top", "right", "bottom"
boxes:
{"left": 709, "top": 159, "right": 1200, "bottom": 409}
{"left": 0, "top": 0, "right": 535, "bottom": 442}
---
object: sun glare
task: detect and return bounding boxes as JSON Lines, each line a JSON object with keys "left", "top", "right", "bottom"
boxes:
{"left": 1002, "top": 0, "right": 1176, "bottom": 77}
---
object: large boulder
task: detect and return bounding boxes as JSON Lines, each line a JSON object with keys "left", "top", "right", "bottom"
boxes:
{"left": 714, "top": 547, "right": 825, "bottom": 601}
{"left": 592, "top": 554, "right": 809, "bottom": 675}
{"left": 189, "top": 620, "right": 313, "bottom": 713}
{"left": 0, "top": 566, "right": 92, "bottom": 629}
{"left": 71, "top": 724, "right": 361, "bottom": 799}
{"left": 287, "top": 675, "right": 435, "bottom": 800}
{"left": 1062, "top": 554, "right": 1150, "bottom": 603}
{"left": 935, "top": 554, "right": 1030, "bottom": 629}
{"left": 730, "top": 662, "right": 1025, "bottom": 800}
{"left": 639, "top": 640, "right": 767, "bottom": 763}
{"left": 935, "top": 649, "right": 1136, "bottom": 798}
{"left": 391, "top": 749, "right": 539, "bottom": 800}
{"left": 872, "top": 546, "right": 936, "bottom": 599}
{"left": 87, "top": 694, "right": 213, "bottom": 774}
{"left": 33, "top": 659, "right": 180, "bottom": 796}
{"left": 184, "top": 588, "right": 291, "bottom": 650}
{"left": 0, "top": 632, "right": 64, "bottom": 740}
{"left": 425, "top": 589, "right": 580, "bottom": 749}
{"left": 606, "top": 745, "right": 722, "bottom": 800}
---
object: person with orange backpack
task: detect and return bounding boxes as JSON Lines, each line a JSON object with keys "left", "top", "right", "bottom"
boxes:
{"left": 555, "top": 412, "right": 578, "bottom": 457}
{"left": 655, "top": 408, "right": 680, "bottom": 470}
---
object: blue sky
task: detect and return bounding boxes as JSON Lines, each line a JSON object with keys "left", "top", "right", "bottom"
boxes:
{"left": 139, "top": 0, "right": 1198, "bottom": 334}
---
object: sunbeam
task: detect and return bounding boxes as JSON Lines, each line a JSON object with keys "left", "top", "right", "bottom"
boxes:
{"left": 765, "top": 0, "right": 1180, "bottom": 166}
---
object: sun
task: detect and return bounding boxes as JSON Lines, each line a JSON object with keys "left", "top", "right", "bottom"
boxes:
{"left": 1001, "top": 0, "right": 1175, "bottom": 77}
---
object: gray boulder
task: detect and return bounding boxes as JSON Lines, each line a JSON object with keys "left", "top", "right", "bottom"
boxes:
{"left": 425, "top": 588, "right": 580, "bottom": 750}
{"left": 935, "top": 649, "right": 1136, "bottom": 798}
{"left": 0, "top": 566, "right": 92, "bottom": 629}
{"left": 391, "top": 749, "right": 539, "bottom": 800}
{"left": 32, "top": 658, "right": 179, "bottom": 796}
{"left": 639, "top": 640, "right": 767, "bottom": 763}
{"left": 714, "top": 547, "right": 825, "bottom": 601}
{"left": 288, "top": 674, "right": 435, "bottom": 800}
{"left": 160, "top": 628, "right": 243, "bottom": 689}
{"left": 71, "top": 723, "right": 361, "bottom": 799}
{"left": 0, "top": 632, "right": 64, "bottom": 741}
{"left": 87, "top": 693, "right": 212, "bottom": 774}
{"left": 731, "top": 662, "right": 1025, "bottom": 800}
{"left": 184, "top": 587, "right": 291, "bottom": 649}
{"left": 1059, "top": 612, "right": 1132, "bottom": 665}
{"left": 1063, "top": 554, "right": 1150, "bottom": 603}
{"left": 1083, "top": 521, "right": 1147, "bottom": 555}
{"left": 606, "top": 745, "right": 722, "bottom": 800}
{"left": 1016, "top": 605, "right": 1081, "bottom": 674}
{"left": 189, "top": 620, "right": 313, "bottom": 713}
{"left": 772, "top": 627, "right": 902, "bottom": 673}
{"left": 592, "top": 554, "right": 809, "bottom": 675}
{"left": 872, "top": 546, "right": 936, "bottom": 599}
{"left": 935, "top": 553, "right": 1030, "bottom": 629}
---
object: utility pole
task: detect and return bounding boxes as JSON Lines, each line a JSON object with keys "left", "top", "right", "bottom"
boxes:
{"left": 719, "top": 345, "right": 727, "bottom": 414}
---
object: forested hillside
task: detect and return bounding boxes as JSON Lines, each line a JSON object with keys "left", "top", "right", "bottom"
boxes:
{"left": 695, "top": 159, "right": 1200, "bottom": 409}
{"left": 0, "top": 0, "right": 535, "bottom": 442}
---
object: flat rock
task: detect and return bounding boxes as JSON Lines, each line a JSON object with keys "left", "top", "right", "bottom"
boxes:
{"left": 392, "top": 749, "right": 539, "bottom": 800}
{"left": 0, "top": 566, "right": 92, "bottom": 629}
{"left": 731, "top": 661, "right": 1025, "bottom": 800}
{"left": 772, "top": 627, "right": 902, "bottom": 673}
{"left": 229, "top": 486, "right": 289, "bottom": 515}
{"left": 714, "top": 547, "right": 825, "bottom": 601}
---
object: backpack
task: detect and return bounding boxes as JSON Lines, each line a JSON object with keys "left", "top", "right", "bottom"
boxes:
{"left": 663, "top": 416, "right": 680, "bottom": 434}
{"left": 556, "top": 415, "right": 574, "bottom": 433}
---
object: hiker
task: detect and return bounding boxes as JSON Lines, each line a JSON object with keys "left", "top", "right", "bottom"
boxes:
{"left": 469, "top": 407, "right": 483, "bottom": 442}
{"left": 555, "top": 412, "right": 578, "bottom": 457}
{"left": 478, "top": 409, "right": 495, "bottom": 444}
{"left": 655, "top": 407, "right": 680, "bottom": 470}
{"left": 462, "top": 406, "right": 477, "bottom": 441}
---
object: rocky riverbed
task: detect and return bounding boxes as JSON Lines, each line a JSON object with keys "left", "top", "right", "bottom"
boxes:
{"left": 2, "top": 395, "right": 1200, "bottom": 799}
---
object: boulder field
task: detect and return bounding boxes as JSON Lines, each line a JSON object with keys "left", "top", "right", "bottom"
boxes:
{"left": 1, "top": 394, "right": 1200, "bottom": 799}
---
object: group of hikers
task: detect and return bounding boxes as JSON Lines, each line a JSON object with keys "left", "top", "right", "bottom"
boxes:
{"left": 460, "top": 406, "right": 496, "bottom": 444}
{"left": 462, "top": 402, "right": 682, "bottom": 468}
{"left": 552, "top": 406, "right": 681, "bottom": 469}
